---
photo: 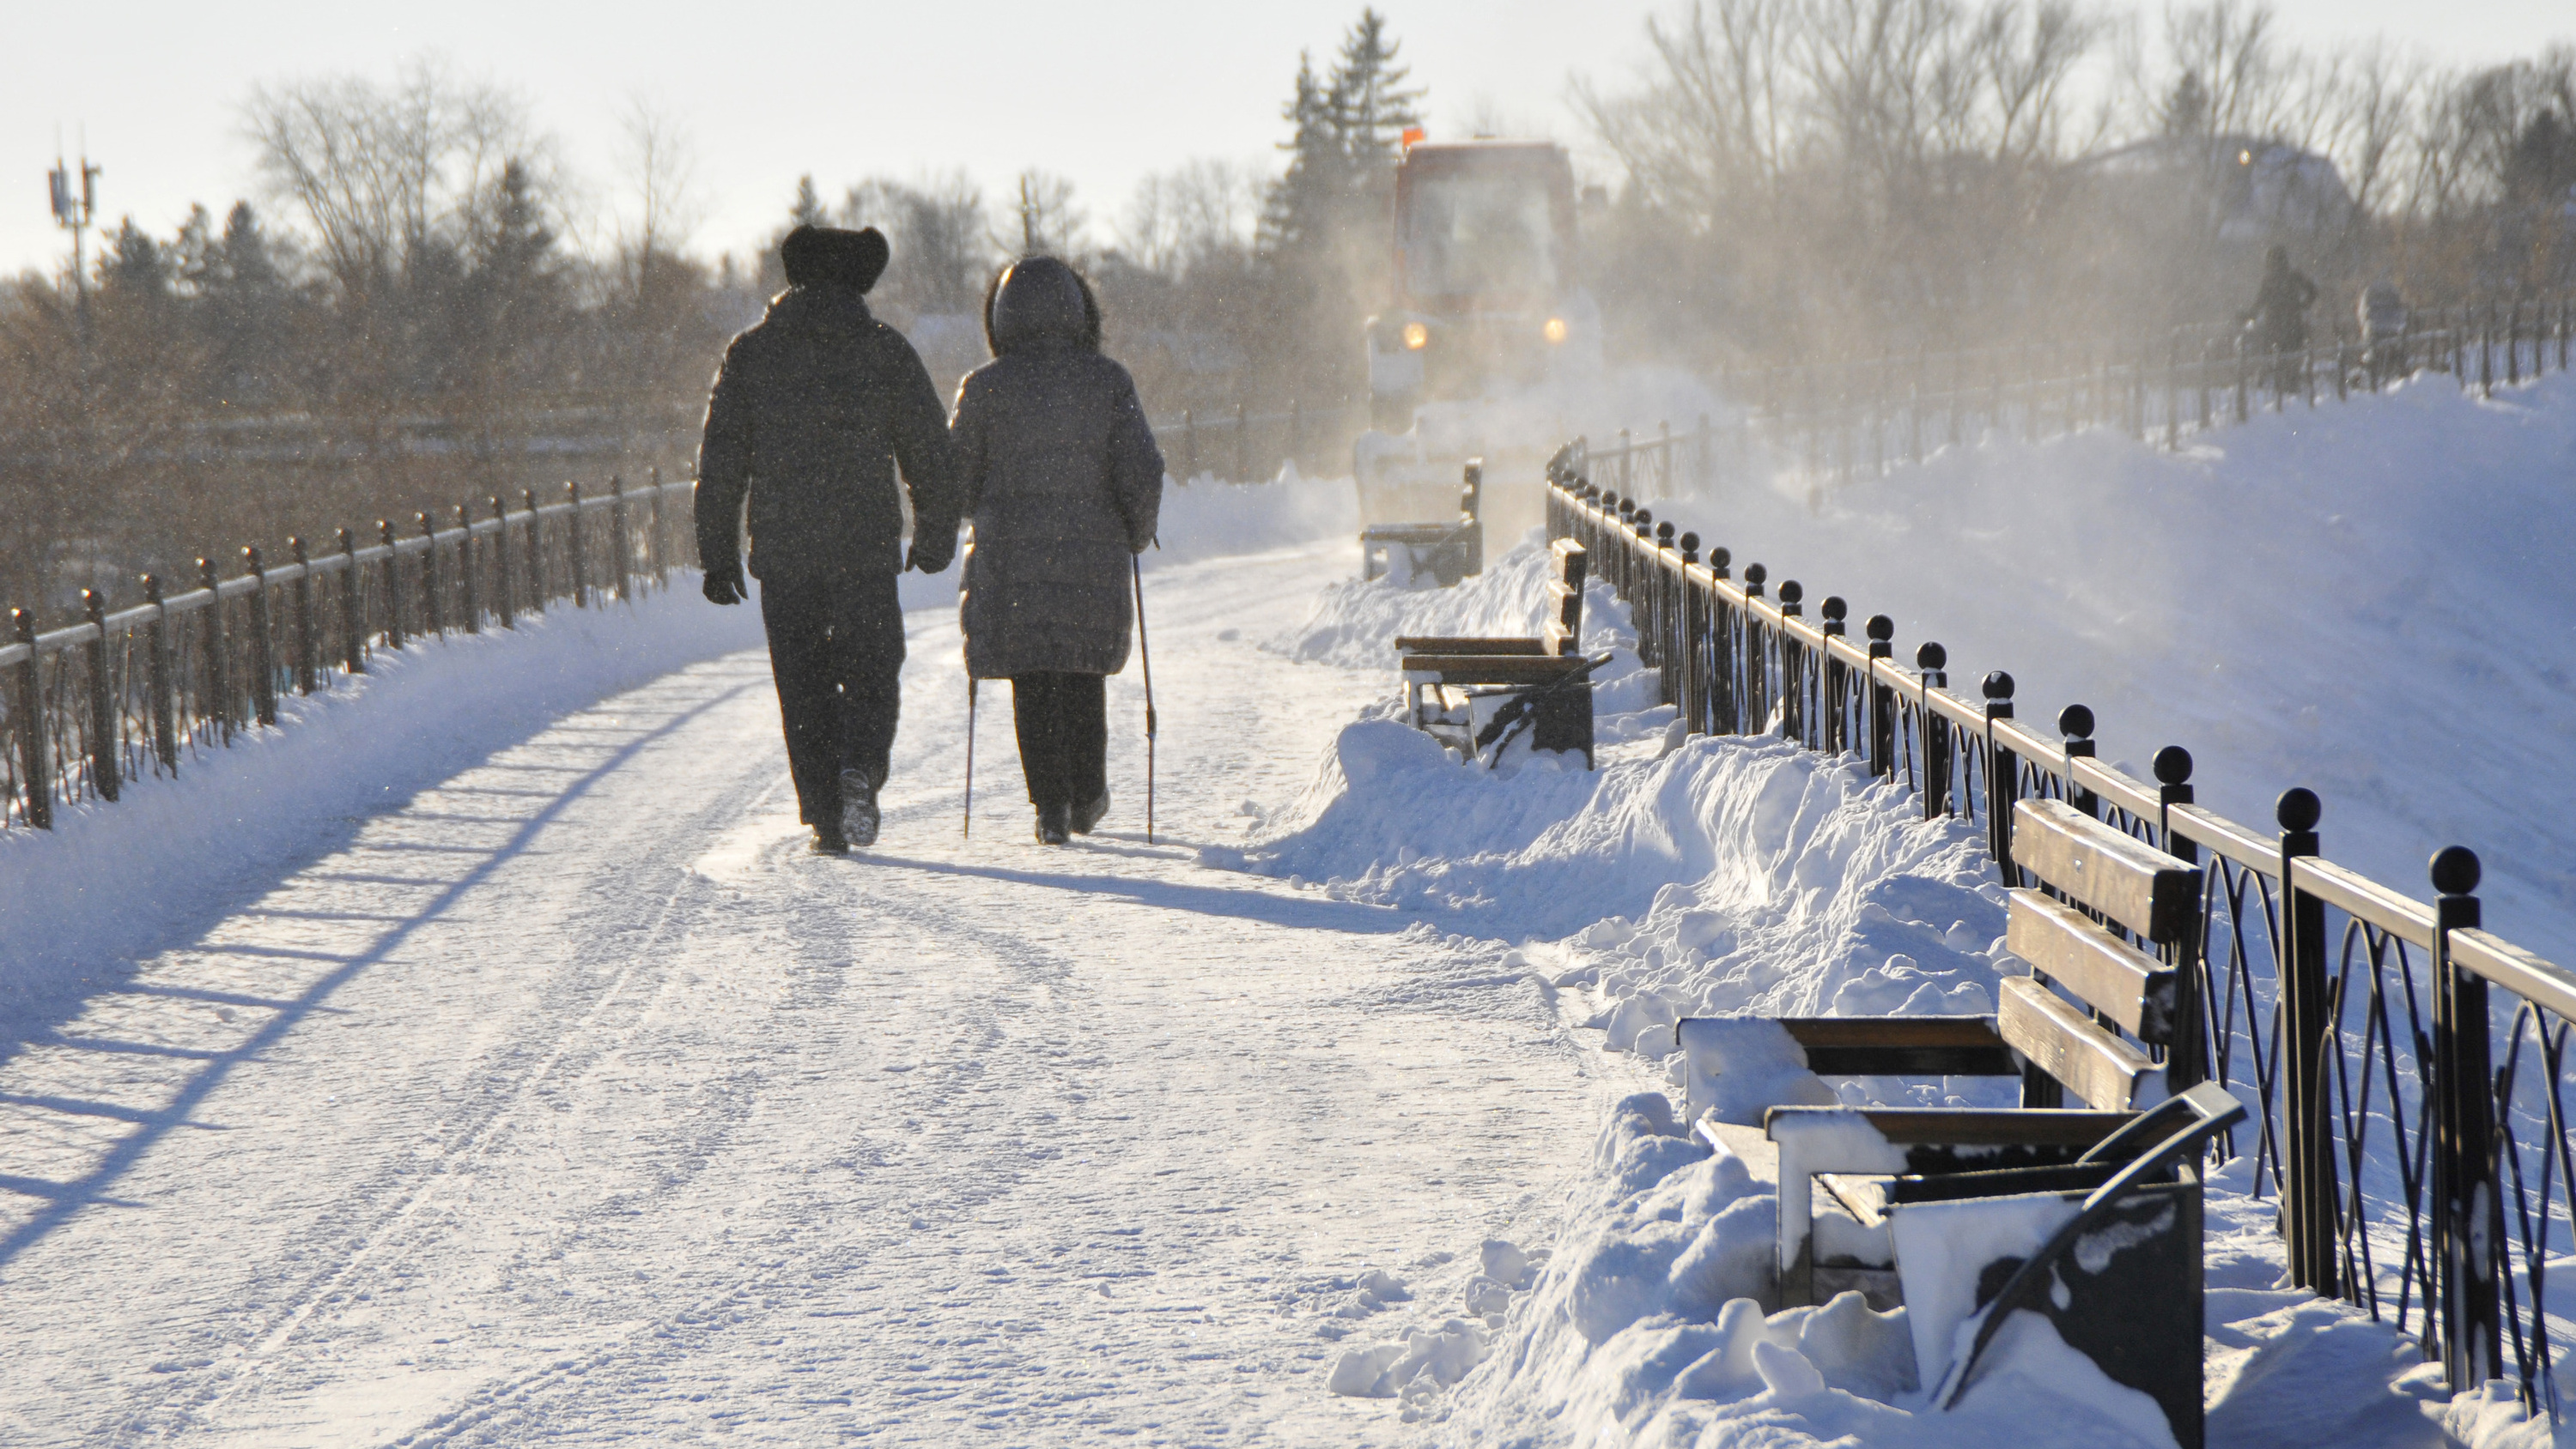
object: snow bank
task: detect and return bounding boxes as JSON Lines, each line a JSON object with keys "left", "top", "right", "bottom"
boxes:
{"left": 1654, "top": 370, "right": 2576, "bottom": 962}
{"left": 0, "top": 584, "right": 765, "bottom": 1028}
{"left": 1244, "top": 541, "right": 2011, "bottom": 1079}
{"left": 1254, "top": 532, "right": 2561, "bottom": 1444}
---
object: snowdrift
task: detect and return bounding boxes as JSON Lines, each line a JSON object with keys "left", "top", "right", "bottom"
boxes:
{"left": 1654, "top": 369, "right": 2576, "bottom": 964}
{"left": 1252, "top": 534, "right": 2567, "bottom": 1446}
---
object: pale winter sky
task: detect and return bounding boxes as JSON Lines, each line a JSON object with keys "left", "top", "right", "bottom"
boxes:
{"left": 3, "top": 0, "right": 2569, "bottom": 283}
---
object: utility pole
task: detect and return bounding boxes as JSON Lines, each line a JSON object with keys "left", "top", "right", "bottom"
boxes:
{"left": 48, "top": 148, "right": 100, "bottom": 338}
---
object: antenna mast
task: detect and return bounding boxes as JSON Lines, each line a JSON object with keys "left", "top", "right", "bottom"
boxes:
{"left": 46, "top": 144, "right": 100, "bottom": 336}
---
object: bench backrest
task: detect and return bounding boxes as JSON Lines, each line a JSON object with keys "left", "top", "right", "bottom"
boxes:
{"left": 2002, "top": 798, "right": 2202, "bottom": 1110}
{"left": 1544, "top": 541, "right": 1587, "bottom": 657}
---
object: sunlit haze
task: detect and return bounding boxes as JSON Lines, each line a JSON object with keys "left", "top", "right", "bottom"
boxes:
{"left": 5, "top": 0, "right": 2568, "bottom": 280}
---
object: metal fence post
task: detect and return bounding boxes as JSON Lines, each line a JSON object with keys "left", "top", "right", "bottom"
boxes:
{"left": 524, "top": 489, "right": 547, "bottom": 613}
{"left": 1234, "top": 403, "right": 1249, "bottom": 483}
{"left": 1741, "top": 562, "right": 1768, "bottom": 729}
{"left": 1866, "top": 615, "right": 1894, "bottom": 776}
{"left": 2154, "top": 746, "right": 2207, "bottom": 1091}
{"left": 379, "top": 519, "right": 405, "bottom": 651}
{"left": 1820, "top": 597, "right": 1848, "bottom": 752}
{"left": 143, "top": 573, "right": 177, "bottom": 769}
{"left": 491, "top": 497, "right": 516, "bottom": 627}
{"left": 2275, "top": 786, "right": 2336, "bottom": 1295}
{"left": 1917, "top": 642, "right": 1949, "bottom": 818}
{"left": 196, "top": 556, "right": 233, "bottom": 743}
{"left": 10, "top": 608, "right": 51, "bottom": 828}
{"left": 82, "top": 590, "right": 118, "bottom": 802}
{"left": 289, "top": 537, "right": 319, "bottom": 695}
{"left": 242, "top": 546, "right": 278, "bottom": 728}
{"left": 2060, "top": 705, "right": 2097, "bottom": 817}
{"left": 567, "top": 480, "right": 590, "bottom": 608}
{"left": 416, "top": 513, "right": 443, "bottom": 637}
{"left": 611, "top": 474, "right": 632, "bottom": 602}
{"left": 1778, "top": 581, "right": 1807, "bottom": 743}
{"left": 2430, "top": 846, "right": 2503, "bottom": 1391}
{"left": 1984, "top": 670, "right": 2016, "bottom": 868}
{"left": 456, "top": 505, "right": 480, "bottom": 634}
{"left": 1680, "top": 533, "right": 1706, "bottom": 733}
{"left": 337, "top": 529, "right": 366, "bottom": 673}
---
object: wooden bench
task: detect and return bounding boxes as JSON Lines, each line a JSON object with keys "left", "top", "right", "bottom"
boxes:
{"left": 1360, "top": 460, "right": 1485, "bottom": 585}
{"left": 1676, "top": 798, "right": 2222, "bottom": 1441}
{"left": 1395, "top": 538, "right": 1594, "bottom": 766}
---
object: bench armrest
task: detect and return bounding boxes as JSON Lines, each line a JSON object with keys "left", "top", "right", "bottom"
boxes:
{"left": 1935, "top": 1082, "right": 2247, "bottom": 1410}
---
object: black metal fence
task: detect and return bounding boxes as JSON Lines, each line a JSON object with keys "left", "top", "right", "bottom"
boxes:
{"left": 1146, "top": 399, "right": 1369, "bottom": 485}
{"left": 1728, "top": 296, "right": 2573, "bottom": 488}
{"left": 1549, "top": 425, "right": 2576, "bottom": 1413}
{"left": 3, "top": 473, "right": 700, "bottom": 834}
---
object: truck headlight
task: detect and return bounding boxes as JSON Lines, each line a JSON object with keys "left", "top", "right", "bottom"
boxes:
{"left": 1542, "top": 317, "right": 1569, "bottom": 344}
{"left": 1401, "top": 322, "right": 1429, "bottom": 351}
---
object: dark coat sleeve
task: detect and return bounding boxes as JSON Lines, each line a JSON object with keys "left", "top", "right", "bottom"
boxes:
{"left": 1103, "top": 367, "right": 1165, "bottom": 555}
{"left": 950, "top": 373, "right": 991, "bottom": 516}
{"left": 887, "top": 338, "right": 963, "bottom": 543}
{"left": 693, "top": 337, "right": 755, "bottom": 574}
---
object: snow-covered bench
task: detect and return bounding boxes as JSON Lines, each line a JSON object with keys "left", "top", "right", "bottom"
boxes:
{"left": 1360, "top": 460, "right": 1485, "bottom": 585}
{"left": 1396, "top": 539, "right": 1595, "bottom": 765}
{"left": 1679, "top": 798, "right": 2227, "bottom": 1440}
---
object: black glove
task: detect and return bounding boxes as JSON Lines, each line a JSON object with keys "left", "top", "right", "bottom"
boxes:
{"left": 702, "top": 565, "right": 746, "bottom": 605}
{"left": 907, "top": 533, "right": 957, "bottom": 575}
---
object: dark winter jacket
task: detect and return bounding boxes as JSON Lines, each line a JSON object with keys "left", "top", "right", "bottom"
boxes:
{"left": 694, "top": 285, "right": 961, "bottom": 584}
{"left": 954, "top": 259, "right": 1165, "bottom": 680}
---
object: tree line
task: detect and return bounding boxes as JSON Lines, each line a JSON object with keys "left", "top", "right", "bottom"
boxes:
{"left": 1577, "top": 0, "right": 2576, "bottom": 365}
{"left": 5, "top": 4, "right": 2573, "bottom": 621}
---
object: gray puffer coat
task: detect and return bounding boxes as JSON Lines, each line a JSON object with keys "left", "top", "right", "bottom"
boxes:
{"left": 954, "top": 258, "right": 1165, "bottom": 680}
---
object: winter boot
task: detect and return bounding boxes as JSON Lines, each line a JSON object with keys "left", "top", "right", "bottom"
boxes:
{"left": 1072, "top": 786, "right": 1110, "bottom": 836}
{"left": 809, "top": 826, "right": 848, "bottom": 855}
{"left": 838, "top": 767, "right": 880, "bottom": 848}
{"left": 1035, "top": 801, "right": 1072, "bottom": 846}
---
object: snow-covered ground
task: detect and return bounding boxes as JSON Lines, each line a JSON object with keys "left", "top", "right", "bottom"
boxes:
{"left": 0, "top": 496, "right": 1663, "bottom": 1446}
{"left": 2, "top": 365, "right": 2566, "bottom": 1447}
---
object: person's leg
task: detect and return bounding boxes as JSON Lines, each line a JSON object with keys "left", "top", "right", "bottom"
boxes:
{"left": 759, "top": 579, "right": 839, "bottom": 828}
{"left": 831, "top": 569, "right": 906, "bottom": 791}
{"left": 1012, "top": 673, "right": 1069, "bottom": 809}
{"left": 1067, "top": 672, "right": 1109, "bottom": 832}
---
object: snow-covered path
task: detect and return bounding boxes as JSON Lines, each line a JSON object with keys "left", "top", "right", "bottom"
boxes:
{"left": 0, "top": 543, "right": 1610, "bottom": 1446}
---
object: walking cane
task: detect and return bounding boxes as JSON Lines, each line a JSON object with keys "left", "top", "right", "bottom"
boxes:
{"left": 1132, "top": 555, "right": 1157, "bottom": 845}
{"left": 963, "top": 676, "right": 977, "bottom": 839}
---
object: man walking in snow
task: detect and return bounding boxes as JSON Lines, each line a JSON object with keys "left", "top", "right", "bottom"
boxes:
{"left": 695, "top": 224, "right": 962, "bottom": 854}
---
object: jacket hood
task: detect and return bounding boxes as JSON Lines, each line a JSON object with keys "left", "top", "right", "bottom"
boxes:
{"left": 985, "top": 257, "right": 1101, "bottom": 355}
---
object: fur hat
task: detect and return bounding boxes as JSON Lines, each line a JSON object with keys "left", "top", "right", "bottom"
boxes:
{"left": 781, "top": 225, "right": 890, "bottom": 292}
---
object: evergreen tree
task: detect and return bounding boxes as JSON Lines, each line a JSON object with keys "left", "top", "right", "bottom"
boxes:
{"left": 200, "top": 203, "right": 292, "bottom": 404}
{"left": 1331, "top": 9, "right": 1425, "bottom": 189}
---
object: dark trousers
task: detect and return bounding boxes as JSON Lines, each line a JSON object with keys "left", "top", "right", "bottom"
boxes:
{"left": 1011, "top": 672, "right": 1107, "bottom": 810}
{"left": 760, "top": 573, "right": 903, "bottom": 825}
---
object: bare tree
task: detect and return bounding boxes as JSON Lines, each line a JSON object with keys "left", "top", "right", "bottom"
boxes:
{"left": 241, "top": 58, "right": 538, "bottom": 298}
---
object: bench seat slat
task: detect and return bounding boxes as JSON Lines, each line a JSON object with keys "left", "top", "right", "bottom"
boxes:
{"left": 1998, "top": 977, "right": 2164, "bottom": 1111}
{"left": 2006, "top": 891, "right": 2177, "bottom": 1044}
{"left": 1770, "top": 1106, "right": 2134, "bottom": 1147}
{"left": 1393, "top": 636, "right": 1548, "bottom": 655}
{"left": 1400, "top": 655, "right": 1589, "bottom": 684}
{"left": 1778, "top": 1016, "right": 2018, "bottom": 1076}
{"left": 2009, "top": 798, "right": 2201, "bottom": 943}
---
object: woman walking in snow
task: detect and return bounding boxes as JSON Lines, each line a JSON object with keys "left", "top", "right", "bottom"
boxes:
{"left": 951, "top": 257, "right": 1165, "bottom": 845}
